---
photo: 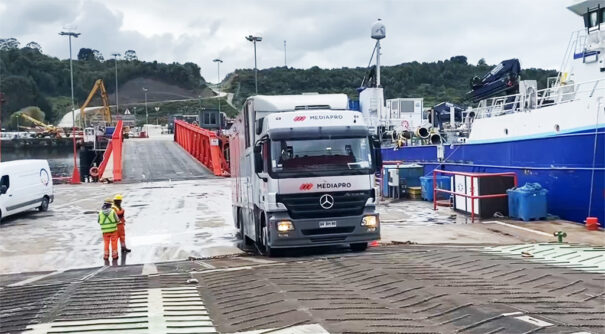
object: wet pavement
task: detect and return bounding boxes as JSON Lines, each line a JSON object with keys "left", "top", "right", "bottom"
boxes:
{"left": 0, "top": 179, "right": 241, "bottom": 274}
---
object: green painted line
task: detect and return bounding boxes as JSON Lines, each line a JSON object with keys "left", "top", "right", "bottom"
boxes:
{"left": 551, "top": 251, "right": 578, "bottom": 259}
{"left": 578, "top": 255, "right": 605, "bottom": 263}
{"left": 508, "top": 245, "right": 537, "bottom": 252}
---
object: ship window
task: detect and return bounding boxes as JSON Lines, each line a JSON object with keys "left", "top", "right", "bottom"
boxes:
{"left": 504, "top": 128, "right": 508, "bottom": 135}
{"left": 554, "top": 124, "right": 560, "bottom": 132}
{"left": 584, "top": 9, "right": 602, "bottom": 28}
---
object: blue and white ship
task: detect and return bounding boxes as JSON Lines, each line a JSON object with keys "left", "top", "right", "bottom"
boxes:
{"left": 360, "top": 1, "right": 604, "bottom": 223}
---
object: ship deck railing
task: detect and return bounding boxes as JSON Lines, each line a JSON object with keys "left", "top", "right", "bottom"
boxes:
{"left": 474, "top": 77, "right": 605, "bottom": 119}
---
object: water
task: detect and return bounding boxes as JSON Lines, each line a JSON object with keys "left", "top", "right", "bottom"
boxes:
{"left": 1, "top": 145, "right": 75, "bottom": 178}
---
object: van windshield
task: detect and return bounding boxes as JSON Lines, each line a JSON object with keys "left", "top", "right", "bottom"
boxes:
{"left": 270, "top": 137, "right": 373, "bottom": 177}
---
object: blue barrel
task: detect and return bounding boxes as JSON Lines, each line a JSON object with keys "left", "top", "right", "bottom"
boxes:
{"left": 507, "top": 183, "right": 548, "bottom": 221}
{"left": 420, "top": 176, "right": 451, "bottom": 201}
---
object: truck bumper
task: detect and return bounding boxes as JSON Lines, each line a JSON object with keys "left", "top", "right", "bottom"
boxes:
{"left": 267, "top": 209, "right": 380, "bottom": 248}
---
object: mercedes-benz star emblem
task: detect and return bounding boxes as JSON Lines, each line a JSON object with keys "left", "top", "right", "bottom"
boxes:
{"left": 319, "top": 194, "right": 334, "bottom": 209}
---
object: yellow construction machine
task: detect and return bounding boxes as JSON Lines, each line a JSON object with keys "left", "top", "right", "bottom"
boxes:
{"left": 18, "top": 113, "right": 63, "bottom": 138}
{"left": 79, "top": 79, "right": 112, "bottom": 127}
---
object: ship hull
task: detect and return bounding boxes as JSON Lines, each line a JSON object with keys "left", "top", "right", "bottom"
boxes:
{"left": 382, "top": 128, "right": 605, "bottom": 224}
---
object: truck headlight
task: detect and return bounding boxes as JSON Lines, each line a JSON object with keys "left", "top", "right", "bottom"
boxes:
{"left": 361, "top": 215, "right": 378, "bottom": 227}
{"left": 277, "top": 220, "right": 295, "bottom": 232}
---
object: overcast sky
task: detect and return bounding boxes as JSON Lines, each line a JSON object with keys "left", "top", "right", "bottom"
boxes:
{"left": 0, "top": 0, "right": 583, "bottom": 82}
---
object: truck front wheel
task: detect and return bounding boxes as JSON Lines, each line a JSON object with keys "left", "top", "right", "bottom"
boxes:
{"left": 350, "top": 242, "right": 368, "bottom": 252}
{"left": 262, "top": 225, "right": 275, "bottom": 257}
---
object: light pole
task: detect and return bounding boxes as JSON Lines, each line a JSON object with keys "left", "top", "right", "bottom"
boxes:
{"left": 245, "top": 35, "right": 262, "bottom": 95}
{"left": 143, "top": 87, "right": 148, "bottom": 125}
{"left": 154, "top": 106, "right": 160, "bottom": 125}
{"left": 112, "top": 53, "right": 120, "bottom": 115}
{"left": 284, "top": 40, "right": 287, "bottom": 67}
{"left": 213, "top": 58, "right": 223, "bottom": 131}
{"left": 59, "top": 30, "right": 81, "bottom": 184}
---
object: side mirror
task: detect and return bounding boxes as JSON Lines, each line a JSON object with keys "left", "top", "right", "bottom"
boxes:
{"left": 0, "top": 185, "right": 7, "bottom": 195}
{"left": 255, "top": 118, "right": 264, "bottom": 135}
{"left": 372, "top": 137, "right": 383, "bottom": 170}
{"left": 254, "top": 143, "right": 264, "bottom": 174}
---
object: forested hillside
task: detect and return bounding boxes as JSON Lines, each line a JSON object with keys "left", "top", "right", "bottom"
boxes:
{"left": 1, "top": 36, "right": 558, "bottom": 126}
{"left": 0, "top": 38, "right": 205, "bottom": 124}
{"left": 225, "top": 56, "right": 557, "bottom": 108}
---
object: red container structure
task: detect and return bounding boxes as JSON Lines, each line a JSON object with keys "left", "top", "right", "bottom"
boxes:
{"left": 433, "top": 169, "right": 518, "bottom": 223}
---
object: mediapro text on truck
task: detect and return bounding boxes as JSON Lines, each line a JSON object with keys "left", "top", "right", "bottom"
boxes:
{"left": 230, "top": 94, "right": 382, "bottom": 255}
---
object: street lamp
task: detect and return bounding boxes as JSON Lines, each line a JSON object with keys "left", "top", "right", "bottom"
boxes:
{"left": 154, "top": 106, "right": 160, "bottom": 125}
{"left": 143, "top": 87, "right": 148, "bottom": 125}
{"left": 245, "top": 35, "right": 262, "bottom": 94}
{"left": 112, "top": 53, "right": 120, "bottom": 115}
{"left": 59, "top": 30, "right": 81, "bottom": 184}
{"left": 213, "top": 58, "right": 223, "bottom": 131}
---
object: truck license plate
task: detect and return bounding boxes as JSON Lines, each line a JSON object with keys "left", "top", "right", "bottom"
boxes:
{"left": 319, "top": 221, "right": 337, "bottom": 228}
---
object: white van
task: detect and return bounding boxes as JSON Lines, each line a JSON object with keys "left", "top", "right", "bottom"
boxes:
{"left": 0, "top": 159, "right": 54, "bottom": 221}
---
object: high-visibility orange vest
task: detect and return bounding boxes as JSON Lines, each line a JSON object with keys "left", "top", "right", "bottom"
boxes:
{"left": 112, "top": 205, "right": 126, "bottom": 224}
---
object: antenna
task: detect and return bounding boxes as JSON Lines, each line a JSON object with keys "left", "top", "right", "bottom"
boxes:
{"left": 371, "top": 19, "right": 386, "bottom": 87}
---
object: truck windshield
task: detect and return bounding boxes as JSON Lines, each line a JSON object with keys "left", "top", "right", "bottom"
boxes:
{"left": 271, "top": 137, "right": 373, "bottom": 176}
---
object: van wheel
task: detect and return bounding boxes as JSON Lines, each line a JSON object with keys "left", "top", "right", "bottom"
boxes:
{"left": 350, "top": 242, "right": 368, "bottom": 252}
{"left": 39, "top": 197, "right": 49, "bottom": 212}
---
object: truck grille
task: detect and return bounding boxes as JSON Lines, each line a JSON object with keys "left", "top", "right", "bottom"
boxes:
{"left": 277, "top": 191, "right": 371, "bottom": 219}
{"left": 302, "top": 227, "right": 355, "bottom": 235}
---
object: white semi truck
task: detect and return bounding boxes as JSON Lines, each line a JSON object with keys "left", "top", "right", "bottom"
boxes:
{"left": 230, "top": 94, "right": 382, "bottom": 255}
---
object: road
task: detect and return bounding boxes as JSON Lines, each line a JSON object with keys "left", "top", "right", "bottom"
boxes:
{"left": 0, "top": 179, "right": 240, "bottom": 274}
{"left": 1, "top": 245, "right": 604, "bottom": 334}
{"left": 122, "top": 136, "right": 213, "bottom": 182}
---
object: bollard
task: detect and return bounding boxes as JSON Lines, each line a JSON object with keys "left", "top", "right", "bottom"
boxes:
{"left": 553, "top": 231, "right": 567, "bottom": 243}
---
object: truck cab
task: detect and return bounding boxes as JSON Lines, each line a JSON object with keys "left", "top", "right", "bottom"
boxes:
{"left": 230, "top": 94, "right": 381, "bottom": 255}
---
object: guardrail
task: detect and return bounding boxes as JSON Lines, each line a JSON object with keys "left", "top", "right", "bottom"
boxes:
{"left": 174, "top": 120, "right": 229, "bottom": 176}
{"left": 433, "top": 169, "right": 517, "bottom": 223}
{"left": 474, "top": 78, "right": 605, "bottom": 119}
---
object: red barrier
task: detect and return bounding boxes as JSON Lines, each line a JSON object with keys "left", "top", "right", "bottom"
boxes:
{"left": 97, "top": 120, "right": 124, "bottom": 182}
{"left": 112, "top": 120, "right": 124, "bottom": 181}
{"left": 174, "top": 120, "right": 229, "bottom": 176}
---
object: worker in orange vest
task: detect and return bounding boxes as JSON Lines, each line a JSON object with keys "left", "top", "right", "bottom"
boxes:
{"left": 98, "top": 198, "right": 120, "bottom": 260}
{"left": 112, "top": 194, "right": 131, "bottom": 253}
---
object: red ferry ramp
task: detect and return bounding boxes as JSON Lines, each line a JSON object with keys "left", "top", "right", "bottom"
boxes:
{"left": 122, "top": 134, "right": 213, "bottom": 182}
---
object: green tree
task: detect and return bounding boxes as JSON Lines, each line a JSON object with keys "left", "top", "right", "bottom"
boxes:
{"left": 77, "top": 48, "right": 95, "bottom": 61}
{"left": 8, "top": 106, "right": 45, "bottom": 130}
